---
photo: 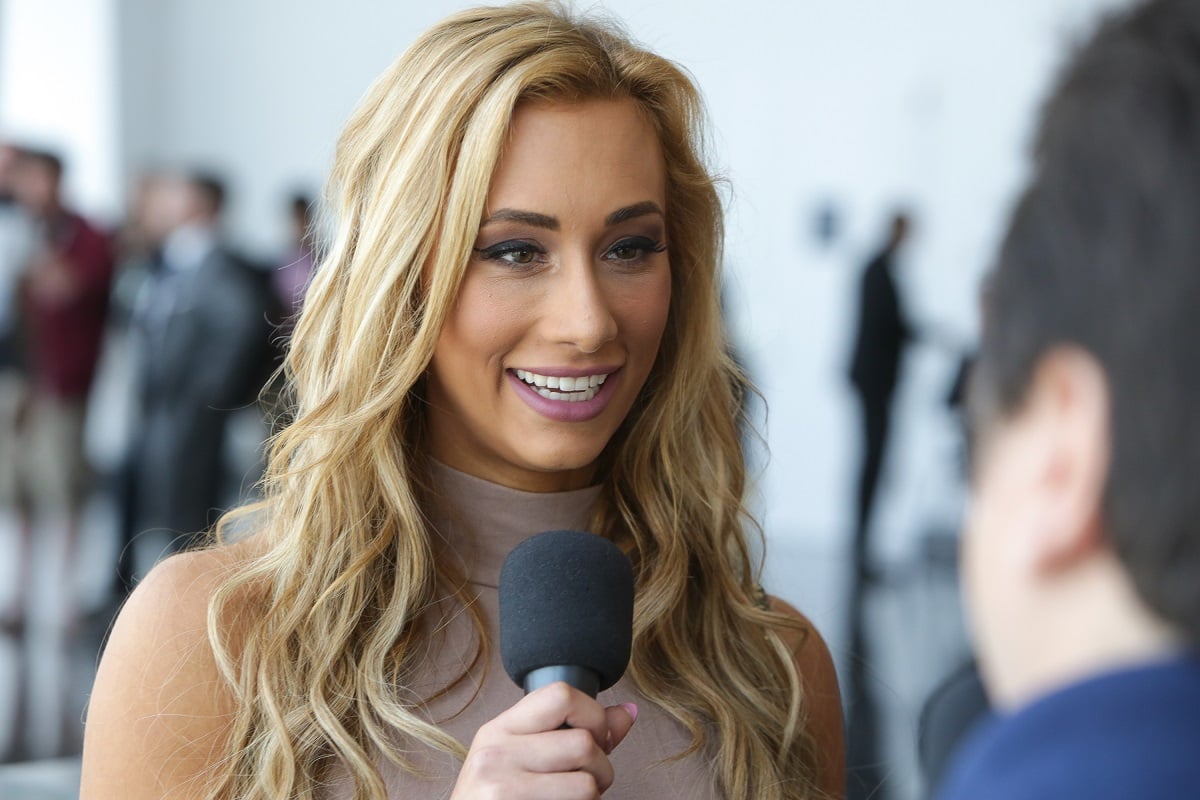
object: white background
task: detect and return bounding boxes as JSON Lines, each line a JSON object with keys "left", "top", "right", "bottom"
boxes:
{"left": 0, "top": 0, "right": 1129, "bottom": 572}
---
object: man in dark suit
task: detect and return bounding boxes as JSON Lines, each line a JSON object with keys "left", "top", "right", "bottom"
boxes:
{"left": 845, "top": 211, "right": 913, "bottom": 800}
{"left": 120, "top": 171, "right": 272, "bottom": 587}
{"left": 848, "top": 212, "right": 913, "bottom": 583}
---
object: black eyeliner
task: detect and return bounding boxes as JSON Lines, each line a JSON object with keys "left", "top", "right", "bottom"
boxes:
{"left": 473, "top": 239, "right": 546, "bottom": 261}
{"left": 607, "top": 235, "right": 668, "bottom": 257}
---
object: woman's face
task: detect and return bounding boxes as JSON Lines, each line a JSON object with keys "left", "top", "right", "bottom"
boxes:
{"left": 427, "top": 98, "right": 672, "bottom": 492}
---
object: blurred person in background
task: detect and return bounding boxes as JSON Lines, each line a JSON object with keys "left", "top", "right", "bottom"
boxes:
{"left": 0, "top": 147, "right": 113, "bottom": 759}
{"left": 848, "top": 210, "right": 915, "bottom": 586}
{"left": 105, "top": 169, "right": 168, "bottom": 598}
{"left": 107, "top": 170, "right": 167, "bottom": 324}
{"left": 0, "top": 143, "right": 36, "bottom": 386}
{"left": 272, "top": 191, "right": 318, "bottom": 334}
{"left": 262, "top": 190, "right": 319, "bottom": 435}
{"left": 937, "top": 0, "right": 1200, "bottom": 797}
{"left": 844, "top": 210, "right": 914, "bottom": 800}
{"left": 120, "top": 169, "right": 272, "bottom": 590}
{"left": 0, "top": 142, "right": 38, "bottom": 632}
{"left": 4, "top": 148, "right": 113, "bottom": 627}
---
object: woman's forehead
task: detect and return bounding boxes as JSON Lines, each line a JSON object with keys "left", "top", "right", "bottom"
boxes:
{"left": 485, "top": 98, "right": 667, "bottom": 223}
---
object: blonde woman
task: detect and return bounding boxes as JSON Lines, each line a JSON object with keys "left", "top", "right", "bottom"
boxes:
{"left": 81, "top": 3, "right": 844, "bottom": 798}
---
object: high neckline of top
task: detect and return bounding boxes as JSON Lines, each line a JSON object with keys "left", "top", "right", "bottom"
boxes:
{"left": 426, "top": 459, "right": 603, "bottom": 588}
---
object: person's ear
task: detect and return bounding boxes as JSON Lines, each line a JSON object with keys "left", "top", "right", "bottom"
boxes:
{"left": 1021, "top": 346, "right": 1111, "bottom": 574}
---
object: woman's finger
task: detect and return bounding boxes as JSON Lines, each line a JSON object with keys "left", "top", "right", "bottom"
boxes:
{"left": 603, "top": 702, "right": 638, "bottom": 753}
{"left": 514, "top": 728, "right": 615, "bottom": 790}
{"left": 456, "top": 727, "right": 615, "bottom": 798}
{"left": 517, "top": 770, "right": 604, "bottom": 800}
{"left": 495, "top": 682, "right": 610, "bottom": 748}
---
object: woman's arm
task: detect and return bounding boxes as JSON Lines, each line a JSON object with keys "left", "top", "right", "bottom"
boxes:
{"left": 81, "top": 549, "right": 241, "bottom": 799}
{"left": 770, "top": 597, "right": 846, "bottom": 799}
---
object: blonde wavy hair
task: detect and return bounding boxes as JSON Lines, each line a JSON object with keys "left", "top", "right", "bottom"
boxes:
{"left": 207, "top": 3, "right": 821, "bottom": 798}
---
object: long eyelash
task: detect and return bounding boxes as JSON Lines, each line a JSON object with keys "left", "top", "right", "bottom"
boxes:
{"left": 615, "top": 237, "right": 668, "bottom": 254}
{"left": 473, "top": 242, "right": 544, "bottom": 261}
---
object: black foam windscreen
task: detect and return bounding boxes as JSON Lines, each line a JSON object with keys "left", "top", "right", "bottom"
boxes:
{"left": 499, "top": 529, "right": 634, "bottom": 693}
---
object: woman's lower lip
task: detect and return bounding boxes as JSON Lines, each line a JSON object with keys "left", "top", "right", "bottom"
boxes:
{"left": 508, "top": 369, "right": 619, "bottom": 422}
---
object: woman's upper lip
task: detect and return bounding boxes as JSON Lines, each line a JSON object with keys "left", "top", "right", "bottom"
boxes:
{"left": 510, "top": 365, "right": 622, "bottom": 378}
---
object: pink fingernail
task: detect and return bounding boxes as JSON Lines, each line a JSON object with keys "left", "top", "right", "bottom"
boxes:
{"left": 621, "top": 702, "right": 639, "bottom": 722}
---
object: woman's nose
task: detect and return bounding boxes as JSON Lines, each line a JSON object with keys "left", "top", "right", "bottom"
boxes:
{"left": 541, "top": 255, "right": 618, "bottom": 354}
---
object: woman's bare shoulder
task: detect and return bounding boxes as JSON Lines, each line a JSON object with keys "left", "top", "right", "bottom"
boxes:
{"left": 80, "top": 538, "right": 263, "bottom": 799}
{"left": 767, "top": 595, "right": 846, "bottom": 799}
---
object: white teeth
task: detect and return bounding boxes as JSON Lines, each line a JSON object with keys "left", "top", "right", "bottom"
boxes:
{"left": 514, "top": 369, "right": 610, "bottom": 401}
{"left": 536, "top": 386, "right": 598, "bottom": 402}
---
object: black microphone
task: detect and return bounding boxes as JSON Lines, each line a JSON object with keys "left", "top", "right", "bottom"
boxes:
{"left": 499, "top": 529, "right": 634, "bottom": 698}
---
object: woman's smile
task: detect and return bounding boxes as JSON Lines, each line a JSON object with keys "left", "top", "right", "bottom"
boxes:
{"left": 507, "top": 366, "right": 622, "bottom": 422}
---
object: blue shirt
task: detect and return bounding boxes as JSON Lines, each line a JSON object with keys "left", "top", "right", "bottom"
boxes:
{"left": 935, "top": 655, "right": 1200, "bottom": 800}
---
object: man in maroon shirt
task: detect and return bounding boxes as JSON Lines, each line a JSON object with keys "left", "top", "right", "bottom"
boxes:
{"left": 8, "top": 148, "right": 113, "bottom": 627}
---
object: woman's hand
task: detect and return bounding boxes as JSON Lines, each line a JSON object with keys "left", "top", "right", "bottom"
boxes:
{"left": 451, "top": 682, "right": 638, "bottom": 799}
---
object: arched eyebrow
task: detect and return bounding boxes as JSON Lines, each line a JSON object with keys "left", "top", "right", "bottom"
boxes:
{"left": 479, "top": 201, "right": 664, "bottom": 230}
{"left": 480, "top": 209, "right": 558, "bottom": 230}
{"left": 604, "top": 201, "right": 663, "bottom": 226}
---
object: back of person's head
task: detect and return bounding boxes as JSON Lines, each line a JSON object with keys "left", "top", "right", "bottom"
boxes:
{"left": 288, "top": 192, "right": 310, "bottom": 218}
{"left": 12, "top": 147, "right": 65, "bottom": 215}
{"left": 888, "top": 210, "right": 911, "bottom": 248}
{"left": 0, "top": 143, "right": 26, "bottom": 193}
{"left": 286, "top": 191, "right": 315, "bottom": 246}
{"left": 140, "top": 168, "right": 228, "bottom": 243}
{"left": 970, "top": 0, "right": 1200, "bottom": 645}
{"left": 186, "top": 170, "right": 226, "bottom": 220}
{"left": 19, "top": 147, "right": 64, "bottom": 180}
{"left": 288, "top": 190, "right": 311, "bottom": 223}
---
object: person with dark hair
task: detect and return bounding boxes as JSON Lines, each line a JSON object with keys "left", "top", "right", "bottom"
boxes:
{"left": 120, "top": 169, "right": 272, "bottom": 578}
{"left": 0, "top": 146, "right": 36, "bottom": 466}
{"left": 187, "top": 170, "right": 226, "bottom": 219}
{"left": 261, "top": 191, "right": 318, "bottom": 435}
{"left": 937, "top": 1, "right": 1200, "bottom": 797}
{"left": 0, "top": 141, "right": 38, "bottom": 642}
{"left": 844, "top": 210, "right": 913, "bottom": 800}
{"left": 4, "top": 147, "right": 113, "bottom": 624}
{"left": 272, "top": 191, "right": 318, "bottom": 333}
{"left": 848, "top": 210, "right": 914, "bottom": 584}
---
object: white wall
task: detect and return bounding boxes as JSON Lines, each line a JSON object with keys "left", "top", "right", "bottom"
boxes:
{"left": 0, "top": 0, "right": 121, "bottom": 219}
{"left": 1, "top": 0, "right": 1130, "bottom": 559}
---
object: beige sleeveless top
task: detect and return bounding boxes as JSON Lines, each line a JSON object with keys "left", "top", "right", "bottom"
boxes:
{"left": 321, "top": 461, "right": 721, "bottom": 799}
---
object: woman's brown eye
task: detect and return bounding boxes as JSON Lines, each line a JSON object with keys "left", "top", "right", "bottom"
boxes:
{"left": 475, "top": 241, "right": 545, "bottom": 265}
{"left": 606, "top": 237, "right": 664, "bottom": 263}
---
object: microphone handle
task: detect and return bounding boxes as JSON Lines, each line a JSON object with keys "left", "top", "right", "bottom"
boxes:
{"left": 523, "top": 665, "right": 600, "bottom": 698}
